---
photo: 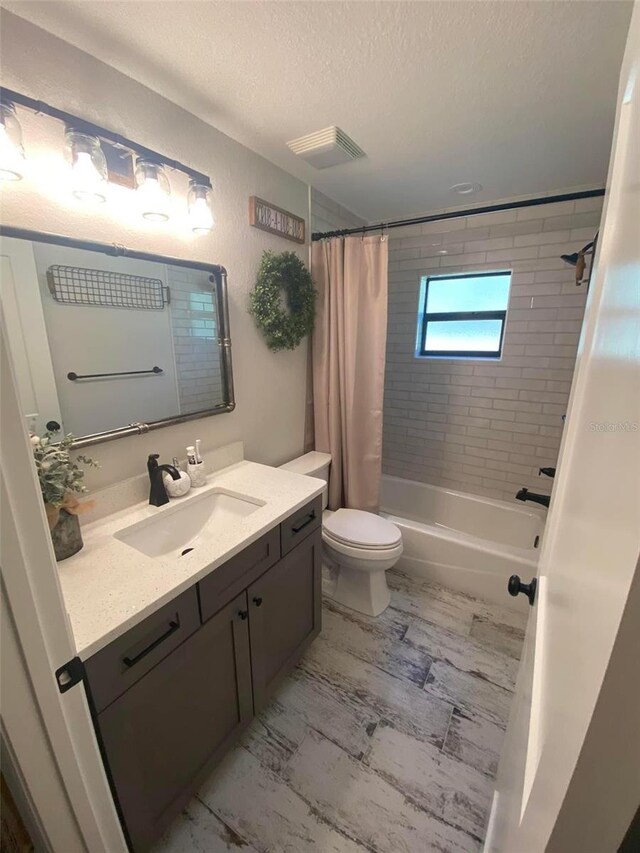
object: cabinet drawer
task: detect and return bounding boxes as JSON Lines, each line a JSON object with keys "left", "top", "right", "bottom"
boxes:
{"left": 198, "top": 527, "right": 280, "bottom": 623}
{"left": 85, "top": 587, "right": 200, "bottom": 714}
{"left": 280, "top": 496, "right": 322, "bottom": 556}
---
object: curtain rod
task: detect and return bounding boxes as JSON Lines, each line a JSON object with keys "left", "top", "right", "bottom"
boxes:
{"left": 310, "top": 188, "right": 605, "bottom": 241}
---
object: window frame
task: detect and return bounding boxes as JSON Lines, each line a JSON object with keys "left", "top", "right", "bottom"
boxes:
{"left": 418, "top": 271, "right": 511, "bottom": 359}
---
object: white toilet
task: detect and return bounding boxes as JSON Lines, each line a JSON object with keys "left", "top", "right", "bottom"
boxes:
{"left": 279, "top": 452, "right": 403, "bottom": 617}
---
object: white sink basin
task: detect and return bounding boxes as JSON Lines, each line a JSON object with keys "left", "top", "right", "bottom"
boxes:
{"left": 114, "top": 488, "right": 265, "bottom": 559}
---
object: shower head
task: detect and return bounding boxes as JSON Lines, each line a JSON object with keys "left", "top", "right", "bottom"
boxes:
{"left": 561, "top": 241, "right": 594, "bottom": 267}
{"left": 562, "top": 238, "right": 596, "bottom": 287}
{"left": 560, "top": 252, "right": 580, "bottom": 267}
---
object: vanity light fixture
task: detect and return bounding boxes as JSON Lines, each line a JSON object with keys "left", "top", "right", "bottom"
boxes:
{"left": 1, "top": 87, "right": 215, "bottom": 233}
{"left": 188, "top": 180, "right": 214, "bottom": 233}
{"left": 0, "top": 101, "right": 26, "bottom": 181}
{"left": 65, "top": 129, "right": 108, "bottom": 203}
{"left": 135, "top": 158, "right": 171, "bottom": 222}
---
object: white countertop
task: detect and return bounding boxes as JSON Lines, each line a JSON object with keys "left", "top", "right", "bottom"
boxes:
{"left": 57, "top": 460, "right": 324, "bottom": 660}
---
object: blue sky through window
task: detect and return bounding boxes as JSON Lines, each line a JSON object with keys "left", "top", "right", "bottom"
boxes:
{"left": 425, "top": 273, "right": 510, "bottom": 314}
{"left": 419, "top": 271, "right": 511, "bottom": 358}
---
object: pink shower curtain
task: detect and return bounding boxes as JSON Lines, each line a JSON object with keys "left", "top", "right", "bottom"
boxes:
{"left": 310, "top": 235, "right": 388, "bottom": 512}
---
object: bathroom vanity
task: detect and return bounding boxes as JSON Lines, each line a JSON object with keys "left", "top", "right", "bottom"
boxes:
{"left": 0, "top": 225, "right": 328, "bottom": 850}
{"left": 54, "top": 457, "right": 324, "bottom": 852}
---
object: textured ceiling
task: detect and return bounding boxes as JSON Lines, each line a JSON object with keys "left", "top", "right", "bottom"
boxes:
{"left": 1, "top": 1, "right": 632, "bottom": 220}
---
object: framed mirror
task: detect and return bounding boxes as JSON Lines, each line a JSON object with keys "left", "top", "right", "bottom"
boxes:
{"left": 0, "top": 226, "right": 234, "bottom": 448}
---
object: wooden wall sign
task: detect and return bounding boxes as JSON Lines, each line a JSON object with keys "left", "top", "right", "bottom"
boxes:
{"left": 249, "top": 196, "right": 306, "bottom": 244}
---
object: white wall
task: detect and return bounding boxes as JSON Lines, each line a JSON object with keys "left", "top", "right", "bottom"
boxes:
{"left": 383, "top": 196, "right": 602, "bottom": 502}
{"left": 0, "top": 11, "right": 310, "bottom": 489}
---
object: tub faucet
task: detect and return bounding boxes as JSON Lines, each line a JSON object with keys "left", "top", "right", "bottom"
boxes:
{"left": 516, "top": 488, "right": 550, "bottom": 509}
{"left": 147, "top": 454, "right": 181, "bottom": 507}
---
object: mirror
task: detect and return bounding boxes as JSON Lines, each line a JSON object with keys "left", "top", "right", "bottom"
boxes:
{"left": 0, "top": 227, "right": 234, "bottom": 447}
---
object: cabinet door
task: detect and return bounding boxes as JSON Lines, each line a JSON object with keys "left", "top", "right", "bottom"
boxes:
{"left": 97, "top": 593, "right": 253, "bottom": 852}
{"left": 248, "top": 529, "right": 321, "bottom": 712}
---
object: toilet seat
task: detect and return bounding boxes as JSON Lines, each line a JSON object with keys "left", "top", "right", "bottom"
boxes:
{"left": 323, "top": 509, "right": 402, "bottom": 551}
{"left": 322, "top": 530, "right": 404, "bottom": 563}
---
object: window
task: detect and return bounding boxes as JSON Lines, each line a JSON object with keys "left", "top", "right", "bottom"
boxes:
{"left": 417, "top": 271, "right": 511, "bottom": 358}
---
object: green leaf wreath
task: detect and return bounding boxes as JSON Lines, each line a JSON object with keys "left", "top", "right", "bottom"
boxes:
{"left": 249, "top": 251, "right": 316, "bottom": 352}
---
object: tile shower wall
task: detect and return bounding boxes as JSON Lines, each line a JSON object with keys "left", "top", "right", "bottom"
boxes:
{"left": 310, "top": 187, "right": 366, "bottom": 234}
{"left": 383, "top": 196, "right": 602, "bottom": 502}
{"left": 167, "top": 265, "right": 224, "bottom": 415}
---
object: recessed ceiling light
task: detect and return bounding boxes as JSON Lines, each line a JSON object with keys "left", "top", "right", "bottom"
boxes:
{"left": 450, "top": 182, "right": 483, "bottom": 195}
{"left": 438, "top": 249, "right": 448, "bottom": 255}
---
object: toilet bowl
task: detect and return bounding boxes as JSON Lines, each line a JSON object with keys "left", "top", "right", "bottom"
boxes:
{"left": 279, "top": 453, "right": 403, "bottom": 617}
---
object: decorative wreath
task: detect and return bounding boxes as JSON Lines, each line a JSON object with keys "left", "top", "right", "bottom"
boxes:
{"left": 249, "top": 251, "right": 316, "bottom": 352}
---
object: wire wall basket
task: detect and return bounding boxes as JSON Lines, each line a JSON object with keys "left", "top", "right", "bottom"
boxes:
{"left": 46, "top": 265, "right": 169, "bottom": 310}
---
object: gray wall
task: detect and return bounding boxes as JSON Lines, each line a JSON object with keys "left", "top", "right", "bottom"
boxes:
{"left": 383, "top": 196, "right": 602, "bottom": 502}
{"left": 1, "top": 12, "right": 310, "bottom": 490}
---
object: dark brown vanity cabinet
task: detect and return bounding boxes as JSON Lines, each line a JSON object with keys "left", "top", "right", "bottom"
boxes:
{"left": 249, "top": 531, "right": 321, "bottom": 711}
{"left": 95, "top": 593, "right": 253, "bottom": 851}
{"left": 84, "top": 498, "right": 322, "bottom": 852}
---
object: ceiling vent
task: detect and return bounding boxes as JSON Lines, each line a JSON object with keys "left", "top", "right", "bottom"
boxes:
{"left": 287, "top": 126, "right": 365, "bottom": 169}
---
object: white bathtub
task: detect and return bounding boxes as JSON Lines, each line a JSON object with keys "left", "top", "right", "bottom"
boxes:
{"left": 380, "top": 475, "right": 545, "bottom": 611}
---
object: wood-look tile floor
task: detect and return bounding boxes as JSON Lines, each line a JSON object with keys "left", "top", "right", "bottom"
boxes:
{"left": 154, "top": 569, "right": 527, "bottom": 853}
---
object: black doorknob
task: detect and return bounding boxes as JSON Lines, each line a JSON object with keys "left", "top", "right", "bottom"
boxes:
{"left": 238, "top": 610, "right": 248, "bottom": 620}
{"left": 508, "top": 575, "right": 537, "bottom": 606}
{"left": 253, "top": 597, "right": 263, "bottom": 607}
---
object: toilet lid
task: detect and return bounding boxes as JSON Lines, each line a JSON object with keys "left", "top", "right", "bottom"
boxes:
{"left": 323, "top": 509, "right": 402, "bottom": 549}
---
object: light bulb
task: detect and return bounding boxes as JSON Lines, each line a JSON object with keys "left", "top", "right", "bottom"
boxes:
{"left": 188, "top": 181, "right": 214, "bottom": 233}
{"left": 135, "top": 159, "right": 170, "bottom": 221}
{"left": 0, "top": 102, "right": 25, "bottom": 181}
{"left": 65, "top": 130, "right": 108, "bottom": 203}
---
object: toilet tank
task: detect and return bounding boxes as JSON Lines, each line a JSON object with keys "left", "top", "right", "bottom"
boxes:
{"left": 279, "top": 452, "right": 331, "bottom": 509}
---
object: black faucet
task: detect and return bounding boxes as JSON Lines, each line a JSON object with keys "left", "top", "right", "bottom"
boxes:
{"left": 516, "top": 488, "right": 550, "bottom": 509}
{"left": 147, "top": 454, "right": 181, "bottom": 507}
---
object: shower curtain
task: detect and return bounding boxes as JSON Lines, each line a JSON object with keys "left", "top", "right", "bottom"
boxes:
{"left": 309, "top": 235, "right": 388, "bottom": 513}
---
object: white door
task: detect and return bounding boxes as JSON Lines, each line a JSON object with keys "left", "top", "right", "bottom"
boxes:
{"left": 486, "top": 6, "right": 640, "bottom": 852}
{"left": 0, "top": 280, "right": 127, "bottom": 851}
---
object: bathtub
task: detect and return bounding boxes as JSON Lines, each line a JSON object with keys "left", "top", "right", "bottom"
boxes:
{"left": 379, "top": 475, "right": 546, "bottom": 611}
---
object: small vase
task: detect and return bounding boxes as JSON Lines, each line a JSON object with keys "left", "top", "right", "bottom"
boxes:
{"left": 50, "top": 508, "right": 84, "bottom": 561}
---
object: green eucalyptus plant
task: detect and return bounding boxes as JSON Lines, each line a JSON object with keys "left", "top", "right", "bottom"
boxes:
{"left": 31, "top": 429, "right": 99, "bottom": 520}
{"left": 249, "top": 251, "right": 316, "bottom": 352}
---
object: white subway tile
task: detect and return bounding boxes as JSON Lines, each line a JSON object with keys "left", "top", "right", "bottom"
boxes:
{"left": 440, "top": 252, "right": 487, "bottom": 267}
{"left": 514, "top": 230, "right": 571, "bottom": 247}
{"left": 573, "top": 197, "right": 603, "bottom": 213}
{"left": 465, "top": 236, "right": 514, "bottom": 253}
{"left": 516, "top": 201, "right": 574, "bottom": 221}
{"left": 470, "top": 210, "right": 517, "bottom": 227}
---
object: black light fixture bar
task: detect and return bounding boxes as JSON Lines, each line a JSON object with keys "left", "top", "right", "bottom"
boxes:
{"left": 0, "top": 86, "right": 211, "bottom": 187}
{"left": 311, "top": 188, "right": 605, "bottom": 241}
